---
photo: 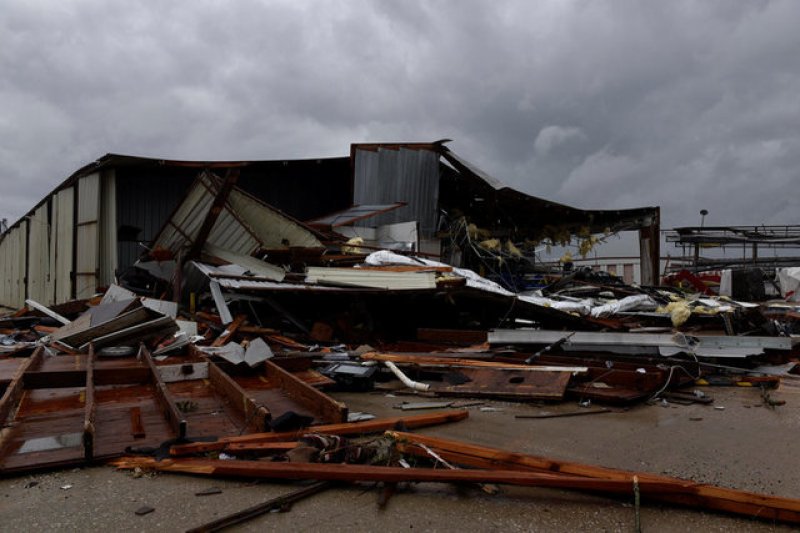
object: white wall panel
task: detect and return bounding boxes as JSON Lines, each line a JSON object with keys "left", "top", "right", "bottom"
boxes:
{"left": 27, "top": 204, "right": 50, "bottom": 303}
{"left": 99, "top": 169, "right": 117, "bottom": 286}
{"left": 54, "top": 187, "right": 75, "bottom": 303}
{"left": 0, "top": 223, "right": 27, "bottom": 308}
{"left": 15, "top": 220, "right": 27, "bottom": 306}
{"left": 75, "top": 173, "right": 100, "bottom": 299}
{"left": 0, "top": 232, "right": 12, "bottom": 307}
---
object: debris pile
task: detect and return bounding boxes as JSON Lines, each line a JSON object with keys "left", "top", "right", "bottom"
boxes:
{"left": 1, "top": 167, "right": 799, "bottom": 528}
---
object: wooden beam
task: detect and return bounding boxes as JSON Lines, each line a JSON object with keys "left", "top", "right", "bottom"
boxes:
{"left": 360, "top": 352, "right": 587, "bottom": 372}
{"left": 170, "top": 410, "right": 469, "bottom": 456}
{"left": 388, "top": 431, "right": 800, "bottom": 525}
{"left": 112, "top": 457, "right": 687, "bottom": 494}
{"left": 83, "top": 344, "right": 96, "bottom": 461}
{"left": 207, "top": 361, "right": 271, "bottom": 432}
{"left": 264, "top": 360, "right": 347, "bottom": 424}
{"left": 114, "top": 457, "right": 800, "bottom": 526}
{"left": 223, "top": 441, "right": 299, "bottom": 456}
{"left": 22, "top": 367, "right": 151, "bottom": 389}
{"left": 211, "top": 314, "right": 246, "bottom": 347}
{"left": 0, "top": 347, "right": 43, "bottom": 424}
{"left": 140, "top": 345, "right": 187, "bottom": 439}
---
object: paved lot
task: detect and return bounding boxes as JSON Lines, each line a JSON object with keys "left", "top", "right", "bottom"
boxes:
{"left": 1, "top": 384, "right": 798, "bottom": 532}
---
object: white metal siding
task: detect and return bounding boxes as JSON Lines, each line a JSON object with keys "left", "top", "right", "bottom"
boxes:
{"left": 16, "top": 221, "right": 27, "bottom": 306}
{"left": 53, "top": 187, "right": 75, "bottom": 303}
{"left": 226, "top": 187, "right": 322, "bottom": 248}
{"left": 27, "top": 204, "right": 50, "bottom": 303}
{"left": 153, "top": 171, "right": 321, "bottom": 257}
{"left": 0, "top": 222, "right": 27, "bottom": 308}
{"left": 75, "top": 173, "right": 100, "bottom": 299}
{"left": 99, "top": 169, "right": 117, "bottom": 287}
{"left": 0, "top": 230, "right": 13, "bottom": 307}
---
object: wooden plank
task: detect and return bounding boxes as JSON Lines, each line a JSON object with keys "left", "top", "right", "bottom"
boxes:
{"left": 114, "top": 454, "right": 800, "bottom": 526}
{"left": 0, "top": 347, "right": 43, "bottom": 424}
{"left": 23, "top": 367, "right": 151, "bottom": 388}
{"left": 388, "top": 431, "right": 800, "bottom": 525}
{"left": 211, "top": 314, "right": 246, "bottom": 347}
{"left": 130, "top": 407, "right": 146, "bottom": 438}
{"left": 360, "top": 352, "right": 586, "bottom": 372}
{"left": 170, "top": 410, "right": 469, "bottom": 456}
{"left": 264, "top": 360, "right": 347, "bottom": 424}
{"left": 224, "top": 441, "right": 299, "bottom": 455}
{"left": 238, "top": 325, "right": 281, "bottom": 335}
{"left": 388, "top": 430, "right": 668, "bottom": 481}
{"left": 207, "top": 362, "right": 270, "bottom": 432}
{"left": 83, "top": 344, "right": 96, "bottom": 460}
{"left": 429, "top": 368, "right": 572, "bottom": 401}
{"left": 140, "top": 345, "right": 187, "bottom": 439}
{"left": 111, "top": 457, "right": 693, "bottom": 496}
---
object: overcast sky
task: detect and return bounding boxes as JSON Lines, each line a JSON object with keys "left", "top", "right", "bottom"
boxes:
{"left": 2, "top": 1, "right": 798, "bottom": 240}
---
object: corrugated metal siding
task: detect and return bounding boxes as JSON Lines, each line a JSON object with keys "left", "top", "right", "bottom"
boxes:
{"left": 115, "top": 168, "right": 195, "bottom": 272}
{"left": 99, "top": 169, "right": 117, "bottom": 286}
{"left": 27, "top": 204, "right": 50, "bottom": 303}
{"left": 75, "top": 173, "right": 100, "bottom": 298}
{"left": 1, "top": 232, "right": 12, "bottom": 307}
{"left": 0, "top": 221, "right": 28, "bottom": 308}
{"left": 0, "top": 229, "right": 14, "bottom": 307}
{"left": 154, "top": 171, "right": 322, "bottom": 257}
{"left": 353, "top": 148, "right": 440, "bottom": 237}
{"left": 226, "top": 187, "right": 322, "bottom": 248}
{"left": 17, "top": 221, "right": 27, "bottom": 306}
{"left": 152, "top": 172, "right": 217, "bottom": 255}
{"left": 53, "top": 187, "right": 75, "bottom": 303}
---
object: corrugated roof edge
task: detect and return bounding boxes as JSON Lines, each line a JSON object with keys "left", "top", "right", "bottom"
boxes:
{"left": 1, "top": 152, "right": 350, "bottom": 238}
{"left": 349, "top": 141, "right": 659, "bottom": 230}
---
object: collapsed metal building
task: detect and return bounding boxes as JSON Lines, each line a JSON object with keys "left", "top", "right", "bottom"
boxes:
{"left": 0, "top": 141, "right": 660, "bottom": 309}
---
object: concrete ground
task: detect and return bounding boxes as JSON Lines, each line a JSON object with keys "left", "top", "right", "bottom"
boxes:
{"left": 1, "top": 381, "right": 799, "bottom": 532}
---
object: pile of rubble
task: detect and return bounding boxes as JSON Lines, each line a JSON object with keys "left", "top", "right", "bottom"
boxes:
{"left": 2, "top": 172, "right": 800, "bottom": 528}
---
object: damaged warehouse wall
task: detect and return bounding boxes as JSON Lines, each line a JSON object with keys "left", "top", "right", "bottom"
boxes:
{"left": 0, "top": 155, "right": 352, "bottom": 309}
{"left": 0, "top": 141, "right": 660, "bottom": 309}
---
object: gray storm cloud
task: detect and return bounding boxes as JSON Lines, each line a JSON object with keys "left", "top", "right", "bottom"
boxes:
{"left": 1, "top": 0, "right": 798, "bottom": 233}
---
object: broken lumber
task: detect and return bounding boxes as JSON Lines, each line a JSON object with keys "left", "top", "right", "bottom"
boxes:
{"left": 360, "top": 352, "right": 587, "bottom": 373}
{"left": 0, "top": 347, "right": 44, "bottom": 424}
{"left": 169, "top": 410, "right": 468, "bottom": 456}
{"left": 114, "top": 456, "right": 689, "bottom": 493}
{"left": 83, "top": 344, "right": 96, "bottom": 461}
{"left": 388, "top": 431, "right": 800, "bottom": 525}
{"left": 140, "top": 345, "right": 187, "bottom": 439}
{"left": 211, "top": 314, "right": 246, "bottom": 347}
{"left": 264, "top": 360, "right": 347, "bottom": 424}
{"left": 207, "top": 361, "right": 271, "bottom": 432}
